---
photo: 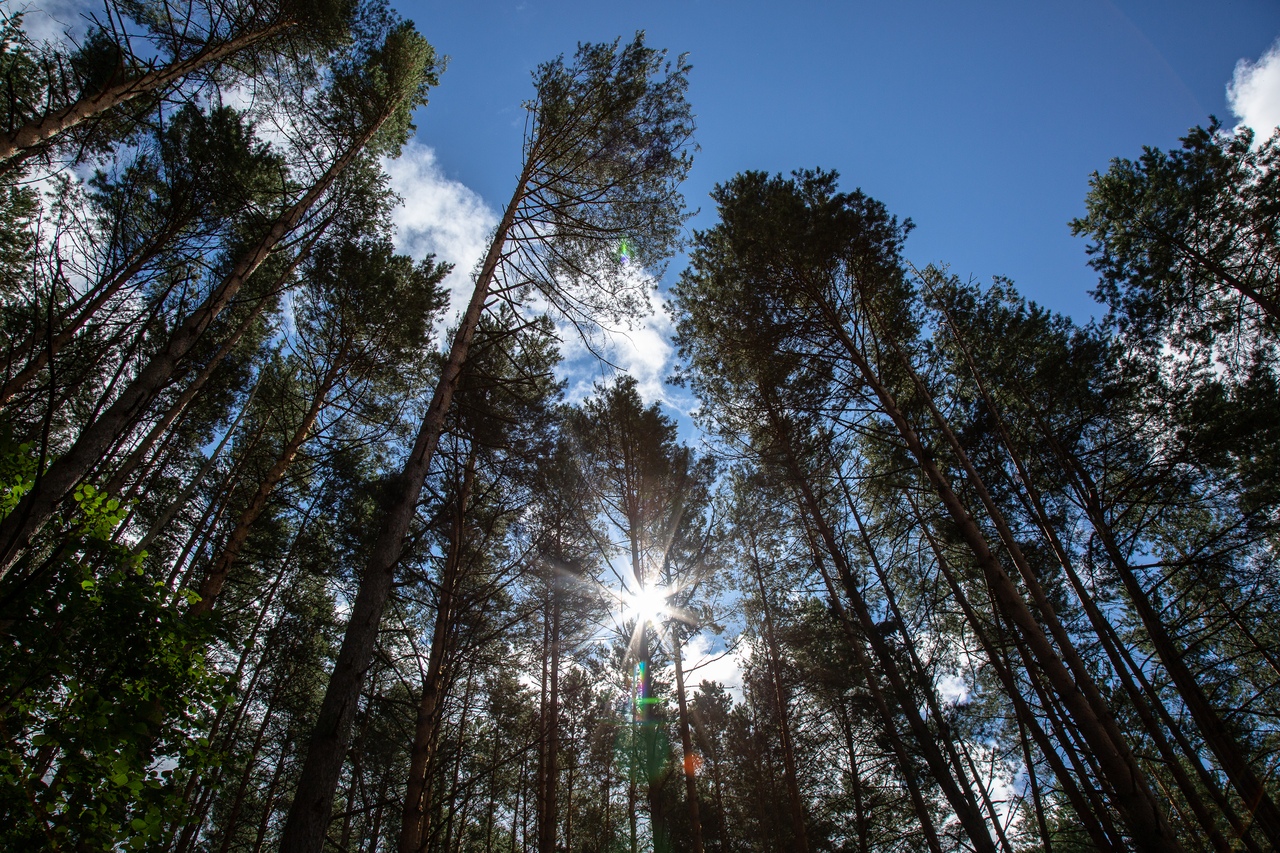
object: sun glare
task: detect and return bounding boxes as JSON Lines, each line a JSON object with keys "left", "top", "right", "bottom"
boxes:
{"left": 624, "top": 584, "right": 669, "bottom": 626}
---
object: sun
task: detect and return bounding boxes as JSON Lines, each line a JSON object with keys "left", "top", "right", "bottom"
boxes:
{"left": 623, "top": 583, "right": 670, "bottom": 626}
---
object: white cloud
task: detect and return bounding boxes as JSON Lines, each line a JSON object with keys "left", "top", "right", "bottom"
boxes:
{"left": 382, "top": 145, "right": 686, "bottom": 408}
{"left": 677, "top": 630, "right": 746, "bottom": 704}
{"left": 935, "top": 672, "right": 972, "bottom": 706}
{"left": 1228, "top": 37, "right": 1280, "bottom": 139}
{"left": 557, "top": 288, "right": 679, "bottom": 409}
{"left": 382, "top": 142, "right": 498, "bottom": 327}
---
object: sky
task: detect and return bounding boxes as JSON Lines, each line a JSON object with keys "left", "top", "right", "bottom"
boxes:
{"left": 384, "top": 0, "right": 1280, "bottom": 406}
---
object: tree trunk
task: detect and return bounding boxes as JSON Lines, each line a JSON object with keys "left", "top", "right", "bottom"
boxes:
{"left": 747, "top": 555, "right": 808, "bottom": 853}
{"left": 0, "top": 220, "right": 188, "bottom": 408}
{"left": 398, "top": 447, "right": 476, "bottom": 853}
{"left": 765, "top": 398, "right": 992, "bottom": 853}
{"left": 1075, "top": 466, "right": 1280, "bottom": 848}
{"left": 136, "top": 374, "right": 261, "bottom": 560}
{"left": 279, "top": 158, "right": 531, "bottom": 853}
{"left": 820, "top": 307, "right": 1182, "bottom": 852}
{"left": 909, "top": 504, "right": 1119, "bottom": 852}
{"left": 187, "top": 358, "right": 341, "bottom": 618}
{"left": 442, "top": 666, "right": 477, "bottom": 853}
{"left": 671, "top": 628, "right": 705, "bottom": 853}
{"left": 537, "top": 576, "right": 562, "bottom": 853}
{"left": 103, "top": 273, "right": 285, "bottom": 497}
{"left": 938, "top": 291, "right": 1273, "bottom": 848}
{"left": 0, "top": 22, "right": 295, "bottom": 163}
{"left": 797, "top": 524, "right": 945, "bottom": 853}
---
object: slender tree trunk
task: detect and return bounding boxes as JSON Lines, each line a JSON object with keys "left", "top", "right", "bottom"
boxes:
{"left": 104, "top": 276, "right": 283, "bottom": 497}
{"left": 280, "top": 162, "right": 531, "bottom": 853}
{"left": 1075, "top": 467, "right": 1280, "bottom": 847}
{"left": 1016, "top": 702, "right": 1054, "bottom": 853}
{"left": 537, "top": 576, "right": 562, "bottom": 853}
{"left": 175, "top": 556, "right": 298, "bottom": 853}
{"left": 0, "top": 22, "right": 296, "bottom": 163}
{"left": 819, "top": 307, "right": 1181, "bottom": 852}
{"left": 671, "top": 628, "right": 706, "bottom": 853}
{"left": 564, "top": 757, "right": 574, "bottom": 853}
{"left": 215, "top": 682, "right": 284, "bottom": 853}
{"left": 484, "top": 732, "right": 500, "bottom": 853}
{"left": 628, "top": 719, "right": 638, "bottom": 853}
{"left": 188, "top": 359, "right": 340, "bottom": 618}
{"left": 765, "top": 399, "right": 993, "bottom": 853}
{"left": 957, "top": 733, "right": 1016, "bottom": 853}
{"left": 841, "top": 484, "right": 994, "bottom": 838}
{"left": 910, "top": 505, "right": 1118, "bottom": 852}
{"left": 398, "top": 448, "right": 476, "bottom": 853}
{"left": 535, "top": 590, "right": 551, "bottom": 850}
{"left": 937, "top": 292, "right": 1275, "bottom": 848}
{"left": 747, "top": 554, "right": 808, "bottom": 853}
{"left": 797, "top": 524, "right": 945, "bottom": 853}
{"left": 366, "top": 777, "right": 389, "bottom": 853}
{"left": 834, "top": 704, "right": 869, "bottom": 853}
{"left": 442, "top": 666, "right": 477, "bottom": 853}
{"left": 996, "top": 599, "right": 1126, "bottom": 850}
{"left": 640, "top": 622, "right": 668, "bottom": 853}
{"left": 131, "top": 373, "right": 260, "bottom": 561}
{"left": 0, "top": 220, "right": 188, "bottom": 408}
{"left": 249, "top": 748, "right": 289, "bottom": 853}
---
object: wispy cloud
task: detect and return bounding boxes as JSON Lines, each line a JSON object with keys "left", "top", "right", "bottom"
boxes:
{"left": 1228, "top": 37, "right": 1280, "bottom": 139}
{"left": 382, "top": 141, "right": 499, "bottom": 325}
{"left": 557, "top": 289, "right": 677, "bottom": 407}
{"left": 678, "top": 630, "right": 746, "bottom": 704}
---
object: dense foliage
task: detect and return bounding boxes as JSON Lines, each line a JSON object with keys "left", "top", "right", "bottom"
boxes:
{"left": 1, "top": 3, "right": 1277, "bottom": 852}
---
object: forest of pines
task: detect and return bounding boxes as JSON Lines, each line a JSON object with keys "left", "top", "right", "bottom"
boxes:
{"left": 1, "top": 2, "right": 1278, "bottom": 851}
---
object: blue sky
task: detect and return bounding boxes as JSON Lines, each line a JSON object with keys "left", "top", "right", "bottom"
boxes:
{"left": 390, "top": 0, "right": 1280, "bottom": 327}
